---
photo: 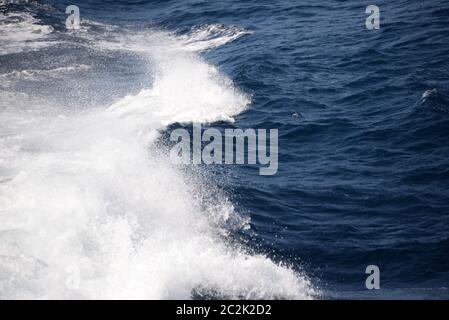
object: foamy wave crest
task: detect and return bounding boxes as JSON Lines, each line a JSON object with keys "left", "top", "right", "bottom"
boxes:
{"left": 108, "top": 53, "right": 249, "bottom": 125}
{"left": 0, "top": 23, "right": 316, "bottom": 299}
{"left": 179, "top": 24, "right": 251, "bottom": 52}
{"left": 95, "top": 24, "right": 250, "bottom": 54}
{"left": 99, "top": 26, "right": 251, "bottom": 124}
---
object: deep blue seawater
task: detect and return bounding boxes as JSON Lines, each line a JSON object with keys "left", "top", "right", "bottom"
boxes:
{"left": 1, "top": 0, "right": 449, "bottom": 299}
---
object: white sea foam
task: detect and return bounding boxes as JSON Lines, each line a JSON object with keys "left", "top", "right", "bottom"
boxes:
{"left": 95, "top": 24, "right": 250, "bottom": 54}
{"left": 108, "top": 53, "right": 250, "bottom": 125}
{"left": 422, "top": 88, "right": 437, "bottom": 99}
{"left": 0, "top": 65, "right": 90, "bottom": 88}
{"left": 0, "top": 23, "right": 317, "bottom": 299}
{"left": 0, "top": 12, "right": 55, "bottom": 55}
{"left": 99, "top": 26, "right": 252, "bottom": 124}
{"left": 179, "top": 24, "right": 251, "bottom": 52}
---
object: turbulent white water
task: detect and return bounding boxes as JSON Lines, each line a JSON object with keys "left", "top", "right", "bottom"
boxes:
{"left": 0, "top": 12, "right": 316, "bottom": 299}
{"left": 0, "top": 12, "right": 55, "bottom": 55}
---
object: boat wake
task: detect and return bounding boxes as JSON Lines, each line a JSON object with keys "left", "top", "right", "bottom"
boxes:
{"left": 0, "top": 6, "right": 316, "bottom": 299}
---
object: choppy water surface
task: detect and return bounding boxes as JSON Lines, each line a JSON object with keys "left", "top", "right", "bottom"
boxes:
{"left": 1, "top": 0, "right": 448, "bottom": 299}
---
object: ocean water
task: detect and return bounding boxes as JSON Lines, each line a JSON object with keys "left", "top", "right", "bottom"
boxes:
{"left": 0, "top": 0, "right": 448, "bottom": 299}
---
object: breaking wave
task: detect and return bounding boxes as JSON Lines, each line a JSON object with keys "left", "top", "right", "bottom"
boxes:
{"left": 0, "top": 7, "right": 316, "bottom": 299}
